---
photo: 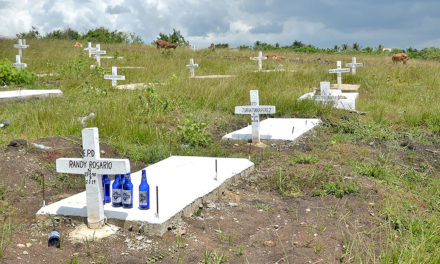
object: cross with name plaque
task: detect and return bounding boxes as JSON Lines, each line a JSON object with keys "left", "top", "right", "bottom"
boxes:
{"left": 252, "top": 51, "right": 267, "bottom": 71}
{"left": 345, "top": 57, "right": 363, "bottom": 75}
{"left": 84, "top": 42, "right": 96, "bottom": 58}
{"left": 91, "top": 44, "right": 106, "bottom": 67}
{"left": 104, "top": 66, "right": 125, "bottom": 87}
{"left": 186, "top": 58, "right": 198, "bottom": 78}
{"left": 13, "top": 39, "right": 29, "bottom": 57}
{"left": 56, "top": 128, "right": 130, "bottom": 229}
{"left": 235, "top": 90, "right": 276, "bottom": 143}
{"left": 329, "top": 61, "right": 350, "bottom": 89}
{"left": 13, "top": 55, "right": 27, "bottom": 70}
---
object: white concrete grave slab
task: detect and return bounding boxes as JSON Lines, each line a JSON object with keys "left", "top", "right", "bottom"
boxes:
{"left": 223, "top": 118, "right": 321, "bottom": 141}
{"left": 13, "top": 39, "right": 29, "bottom": 57}
{"left": 116, "top": 82, "right": 165, "bottom": 90}
{"left": 345, "top": 57, "right": 363, "bottom": 75}
{"left": 84, "top": 42, "right": 96, "bottom": 58}
{"left": 104, "top": 66, "right": 125, "bottom": 87}
{"left": 329, "top": 61, "right": 350, "bottom": 90}
{"left": 91, "top": 44, "right": 106, "bottom": 67}
{"left": 234, "top": 90, "right": 276, "bottom": 144}
{"left": 252, "top": 51, "right": 267, "bottom": 71}
{"left": 54, "top": 128, "right": 130, "bottom": 229}
{"left": 186, "top": 58, "right": 198, "bottom": 78}
{"left": 0, "top": 89, "right": 62, "bottom": 101}
{"left": 12, "top": 55, "right": 27, "bottom": 70}
{"left": 298, "top": 81, "right": 358, "bottom": 110}
{"left": 37, "top": 156, "right": 254, "bottom": 236}
{"left": 101, "top": 56, "right": 124, "bottom": 60}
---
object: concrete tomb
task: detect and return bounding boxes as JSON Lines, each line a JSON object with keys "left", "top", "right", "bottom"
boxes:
{"left": 13, "top": 39, "right": 29, "bottom": 57}
{"left": 12, "top": 55, "right": 26, "bottom": 70}
{"left": 104, "top": 66, "right": 125, "bottom": 87}
{"left": 37, "top": 155, "right": 254, "bottom": 236}
{"left": 84, "top": 42, "right": 96, "bottom": 58}
{"left": 53, "top": 127, "right": 130, "bottom": 229}
{"left": 223, "top": 118, "right": 321, "bottom": 142}
{"left": 91, "top": 44, "right": 106, "bottom": 67}
{"left": 186, "top": 58, "right": 199, "bottom": 78}
{"left": 328, "top": 61, "right": 350, "bottom": 90}
{"left": 345, "top": 57, "right": 363, "bottom": 75}
{"left": 0, "top": 89, "right": 62, "bottom": 101}
{"left": 298, "top": 81, "right": 358, "bottom": 111}
{"left": 234, "top": 90, "right": 276, "bottom": 144}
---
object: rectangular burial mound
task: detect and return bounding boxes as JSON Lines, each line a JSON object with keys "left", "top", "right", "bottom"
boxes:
{"left": 0, "top": 89, "right": 62, "bottom": 101}
{"left": 222, "top": 118, "right": 321, "bottom": 141}
{"left": 37, "top": 156, "right": 254, "bottom": 236}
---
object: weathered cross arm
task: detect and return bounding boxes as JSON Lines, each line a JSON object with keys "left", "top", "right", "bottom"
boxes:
{"left": 56, "top": 158, "right": 130, "bottom": 175}
{"left": 328, "top": 68, "right": 350, "bottom": 73}
{"left": 235, "top": 105, "right": 276, "bottom": 115}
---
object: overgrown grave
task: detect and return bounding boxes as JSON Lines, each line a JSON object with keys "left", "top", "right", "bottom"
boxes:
{"left": 186, "top": 58, "right": 236, "bottom": 79}
{"left": 12, "top": 54, "right": 26, "bottom": 70}
{"left": 0, "top": 40, "right": 63, "bottom": 101}
{"left": 298, "top": 81, "right": 358, "bottom": 111}
{"left": 329, "top": 60, "right": 361, "bottom": 91}
{"left": 13, "top": 39, "right": 29, "bottom": 58}
{"left": 250, "top": 51, "right": 294, "bottom": 72}
{"left": 37, "top": 128, "right": 254, "bottom": 236}
{"left": 103, "top": 66, "right": 164, "bottom": 90}
{"left": 90, "top": 44, "right": 106, "bottom": 68}
{"left": 223, "top": 90, "right": 320, "bottom": 144}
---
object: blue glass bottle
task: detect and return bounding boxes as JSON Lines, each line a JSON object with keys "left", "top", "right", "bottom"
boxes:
{"left": 139, "top": 169, "right": 150, "bottom": 209}
{"left": 122, "top": 173, "right": 133, "bottom": 208}
{"left": 112, "top": 174, "right": 122, "bottom": 207}
{"left": 121, "top": 173, "right": 126, "bottom": 186}
{"left": 102, "top": 174, "right": 111, "bottom": 203}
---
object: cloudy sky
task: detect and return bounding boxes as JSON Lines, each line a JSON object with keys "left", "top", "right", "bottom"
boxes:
{"left": 0, "top": 0, "right": 439, "bottom": 49}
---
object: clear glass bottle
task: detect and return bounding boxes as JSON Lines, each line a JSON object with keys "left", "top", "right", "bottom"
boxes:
{"left": 122, "top": 173, "right": 133, "bottom": 208}
{"left": 139, "top": 169, "right": 150, "bottom": 209}
{"left": 112, "top": 174, "right": 122, "bottom": 207}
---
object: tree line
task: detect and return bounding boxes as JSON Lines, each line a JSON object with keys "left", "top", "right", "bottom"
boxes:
{"left": 16, "top": 27, "right": 440, "bottom": 60}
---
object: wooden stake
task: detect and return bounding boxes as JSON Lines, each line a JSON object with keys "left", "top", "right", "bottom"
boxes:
{"left": 156, "top": 186, "right": 159, "bottom": 218}
{"left": 215, "top": 159, "right": 218, "bottom": 181}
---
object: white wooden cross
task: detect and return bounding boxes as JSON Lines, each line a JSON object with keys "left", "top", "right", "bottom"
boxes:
{"left": 329, "top": 61, "right": 350, "bottom": 89}
{"left": 345, "top": 57, "right": 363, "bottom": 75}
{"left": 55, "top": 128, "right": 130, "bottom": 229}
{"left": 84, "top": 42, "right": 96, "bottom": 58}
{"left": 13, "top": 55, "right": 27, "bottom": 70}
{"left": 252, "top": 51, "right": 267, "bottom": 71}
{"left": 186, "top": 58, "right": 198, "bottom": 78}
{"left": 235, "top": 90, "right": 276, "bottom": 143}
{"left": 91, "top": 44, "right": 106, "bottom": 67}
{"left": 13, "top": 39, "right": 29, "bottom": 58}
{"left": 104, "top": 66, "right": 125, "bottom": 87}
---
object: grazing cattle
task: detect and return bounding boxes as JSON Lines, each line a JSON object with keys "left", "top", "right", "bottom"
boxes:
{"left": 392, "top": 53, "right": 409, "bottom": 64}
{"left": 74, "top": 42, "right": 83, "bottom": 48}
{"left": 210, "top": 43, "right": 215, "bottom": 52}
{"left": 156, "top": 40, "right": 177, "bottom": 49}
{"left": 271, "top": 55, "right": 285, "bottom": 60}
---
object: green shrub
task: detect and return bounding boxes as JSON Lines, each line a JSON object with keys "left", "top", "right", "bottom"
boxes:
{"left": 0, "top": 59, "right": 36, "bottom": 85}
{"left": 177, "top": 117, "right": 212, "bottom": 148}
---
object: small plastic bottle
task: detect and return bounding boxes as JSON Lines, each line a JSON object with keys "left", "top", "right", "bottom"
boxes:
{"left": 112, "top": 174, "right": 122, "bottom": 207}
{"left": 139, "top": 169, "right": 150, "bottom": 209}
{"left": 48, "top": 230, "right": 60, "bottom": 248}
{"left": 122, "top": 173, "right": 133, "bottom": 208}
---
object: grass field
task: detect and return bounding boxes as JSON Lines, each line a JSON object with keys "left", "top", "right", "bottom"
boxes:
{"left": 1, "top": 38, "right": 440, "bottom": 263}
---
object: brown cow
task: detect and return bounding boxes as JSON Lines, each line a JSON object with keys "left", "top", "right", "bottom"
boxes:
{"left": 74, "top": 42, "right": 83, "bottom": 48}
{"left": 392, "top": 53, "right": 409, "bottom": 64}
{"left": 210, "top": 43, "right": 215, "bottom": 52}
{"left": 156, "top": 40, "right": 177, "bottom": 49}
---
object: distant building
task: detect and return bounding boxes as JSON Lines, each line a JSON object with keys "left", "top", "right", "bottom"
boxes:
{"left": 382, "top": 48, "right": 392, "bottom": 52}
